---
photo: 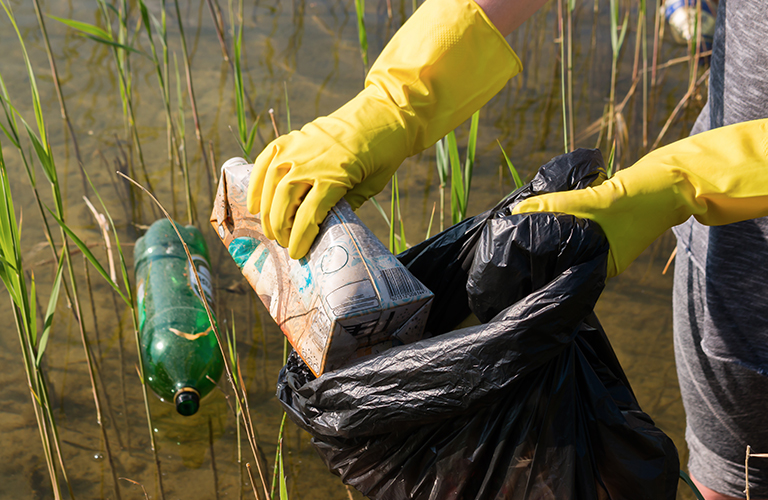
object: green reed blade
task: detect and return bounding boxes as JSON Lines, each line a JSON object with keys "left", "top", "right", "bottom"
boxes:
{"left": 45, "top": 206, "right": 128, "bottom": 305}
{"left": 0, "top": 119, "right": 19, "bottom": 149}
{"left": 233, "top": 16, "right": 247, "bottom": 145}
{"left": 425, "top": 202, "right": 435, "bottom": 240}
{"left": 1, "top": 0, "right": 47, "bottom": 152}
{"left": 609, "top": 0, "right": 628, "bottom": 56}
{"left": 174, "top": 54, "right": 186, "bottom": 137}
{"left": 270, "top": 412, "right": 288, "bottom": 499}
{"left": 606, "top": 140, "right": 617, "bottom": 178}
{"left": 278, "top": 439, "right": 288, "bottom": 500}
{"left": 369, "top": 197, "right": 391, "bottom": 227}
{"left": 2, "top": 91, "right": 49, "bottom": 180}
{"left": 0, "top": 134, "right": 65, "bottom": 500}
{"left": 609, "top": 0, "right": 618, "bottom": 52}
{"left": 497, "top": 140, "right": 523, "bottom": 189}
{"left": 227, "top": 318, "right": 240, "bottom": 394}
{"left": 354, "top": 0, "right": 368, "bottom": 69}
{"left": 85, "top": 33, "right": 146, "bottom": 57}
{"left": 245, "top": 117, "right": 260, "bottom": 157}
{"left": 22, "top": 122, "right": 56, "bottom": 185}
{"left": 49, "top": 14, "right": 145, "bottom": 57}
{"left": 0, "top": 91, "right": 39, "bottom": 194}
{"left": 284, "top": 82, "right": 292, "bottom": 132}
{"left": 47, "top": 14, "right": 110, "bottom": 39}
{"left": 0, "top": 75, "right": 24, "bottom": 151}
{"left": 36, "top": 250, "right": 65, "bottom": 366}
{"left": 174, "top": 53, "right": 194, "bottom": 225}
{"left": 0, "top": 144, "right": 22, "bottom": 271}
{"left": 447, "top": 131, "right": 464, "bottom": 224}
{"left": 557, "top": 0, "right": 568, "bottom": 153}
{"left": 617, "top": 13, "right": 629, "bottom": 53}
{"left": 389, "top": 178, "right": 396, "bottom": 252}
{"left": 464, "top": 110, "right": 479, "bottom": 197}
{"left": 435, "top": 137, "right": 449, "bottom": 185}
{"left": 435, "top": 137, "right": 449, "bottom": 231}
{"left": 0, "top": 250, "right": 16, "bottom": 274}
{"left": 29, "top": 271, "right": 38, "bottom": 346}
{"left": 393, "top": 173, "right": 407, "bottom": 253}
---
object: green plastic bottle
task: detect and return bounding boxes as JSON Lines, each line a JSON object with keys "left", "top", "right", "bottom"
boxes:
{"left": 134, "top": 219, "right": 224, "bottom": 416}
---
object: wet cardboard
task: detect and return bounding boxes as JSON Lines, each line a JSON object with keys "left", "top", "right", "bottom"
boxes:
{"left": 210, "top": 158, "right": 434, "bottom": 376}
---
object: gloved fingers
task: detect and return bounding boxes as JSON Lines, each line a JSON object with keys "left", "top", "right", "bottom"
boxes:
{"left": 269, "top": 180, "right": 312, "bottom": 250}
{"left": 288, "top": 183, "right": 348, "bottom": 259}
{"left": 512, "top": 188, "right": 622, "bottom": 277}
{"left": 511, "top": 196, "right": 549, "bottom": 215}
{"left": 259, "top": 158, "right": 293, "bottom": 241}
{"left": 344, "top": 168, "right": 396, "bottom": 210}
{"left": 344, "top": 189, "right": 368, "bottom": 211}
{"left": 511, "top": 187, "right": 609, "bottom": 218}
{"left": 247, "top": 143, "right": 278, "bottom": 215}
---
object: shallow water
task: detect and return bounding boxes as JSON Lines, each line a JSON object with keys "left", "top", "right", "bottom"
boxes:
{"left": 0, "top": 0, "right": 705, "bottom": 498}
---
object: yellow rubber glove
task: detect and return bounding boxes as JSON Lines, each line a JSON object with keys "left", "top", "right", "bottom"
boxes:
{"left": 247, "top": 0, "right": 521, "bottom": 259}
{"left": 513, "top": 118, "right": 768, "bottom": 278}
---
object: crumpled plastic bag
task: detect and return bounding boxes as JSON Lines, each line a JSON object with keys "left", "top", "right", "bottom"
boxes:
{"left": 276, "top": 148, "right": 679, "bottom": 500}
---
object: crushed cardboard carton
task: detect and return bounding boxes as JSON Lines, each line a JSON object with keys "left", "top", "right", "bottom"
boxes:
{"left": 210, "top": 158, "right": 433, "bottom": 376}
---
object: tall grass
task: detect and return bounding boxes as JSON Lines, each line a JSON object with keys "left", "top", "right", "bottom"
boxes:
{"left": 2, "top": 2, "right": 123, "bottom": 497}
{"left": 174, "top": 54, "right": 195, "bottom": 225}
{"left": 497, "top": 140, "right": 524, "bottom": 190}
{"left": 556, "top": 0, "right": 568, "bottom": 153}
{"left": 233, "top": 0, "right": 259, "bottom": 162}
{"left": 173, "top": 0, "right": 214, "bottom": 189}
{"left": 565, "top": 0, "right": 575, "bottom": 152}
{"left": 137, "top": 0, "right": 182, "bottom": 219}
{"left": 354, "top": 0, "right": 368, "bottom": 73}
{"left": 0, "top": 137, "right": 70, "bottom": 499}
{"left": 388, "top": 173, "right": 408, "bottom": 254}
{"left": 605, "top": 0, "right": 629, "bottom": 151}
{"left": 436, "top": 109, "right": 480, "bottom": 226}
{"left": 31, "top": 0, "right": 86, "bottom": 192}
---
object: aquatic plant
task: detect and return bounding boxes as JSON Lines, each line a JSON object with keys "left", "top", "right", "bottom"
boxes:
{"left": 436, "top": 109, "right": 480, "bottom": 227}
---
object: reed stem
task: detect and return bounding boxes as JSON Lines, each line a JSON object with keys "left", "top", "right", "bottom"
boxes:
{"left": 173, "top": 0, "right": 215, "bottom": 188}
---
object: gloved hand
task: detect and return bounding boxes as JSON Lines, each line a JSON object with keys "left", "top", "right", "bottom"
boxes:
{"left": 512, "top": 118, "right": 768, "bottom": 277}
{"left": 247, "top": 0, "right": 522, "bottom": 259}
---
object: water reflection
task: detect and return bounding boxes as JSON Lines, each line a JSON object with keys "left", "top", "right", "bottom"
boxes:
{"left": 148, "top": 389, "right": 228, "bottom": 470}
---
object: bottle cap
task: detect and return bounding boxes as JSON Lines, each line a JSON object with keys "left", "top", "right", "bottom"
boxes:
{"left": 175, "top": 388, "right": 200, "bottom": 416}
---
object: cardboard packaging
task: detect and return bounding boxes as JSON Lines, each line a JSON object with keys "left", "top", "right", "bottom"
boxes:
{"left": 210, "top": 158, "right": 434, "bottom": 376}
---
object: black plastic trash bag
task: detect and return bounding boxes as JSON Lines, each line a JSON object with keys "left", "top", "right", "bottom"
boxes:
{"left": 277, "top": 149, "right": 679, "bottom": 500}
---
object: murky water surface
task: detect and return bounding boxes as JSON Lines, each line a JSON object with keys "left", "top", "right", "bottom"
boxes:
{"left": 0, "top": 0, "right": 705, "bottom": 498}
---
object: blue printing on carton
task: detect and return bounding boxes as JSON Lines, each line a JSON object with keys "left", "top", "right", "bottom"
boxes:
{"left": 290, "top": 256, "right": 315, "bottom": 308}
{"left": 228, "top": 237, "right": 261, "bottom": 268}
{"left": 253, "top": 247, "right": 270, "bottom": 273}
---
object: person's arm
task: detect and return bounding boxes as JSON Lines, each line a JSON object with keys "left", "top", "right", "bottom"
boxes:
{"left": 475, "top": 0, "right": 548, "bottom": 36}
{"left": 512, "top": 118, "right": 768, "bottom": 277}
{"left": 247, "top": 0, "right": 547, "bottom": 259}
